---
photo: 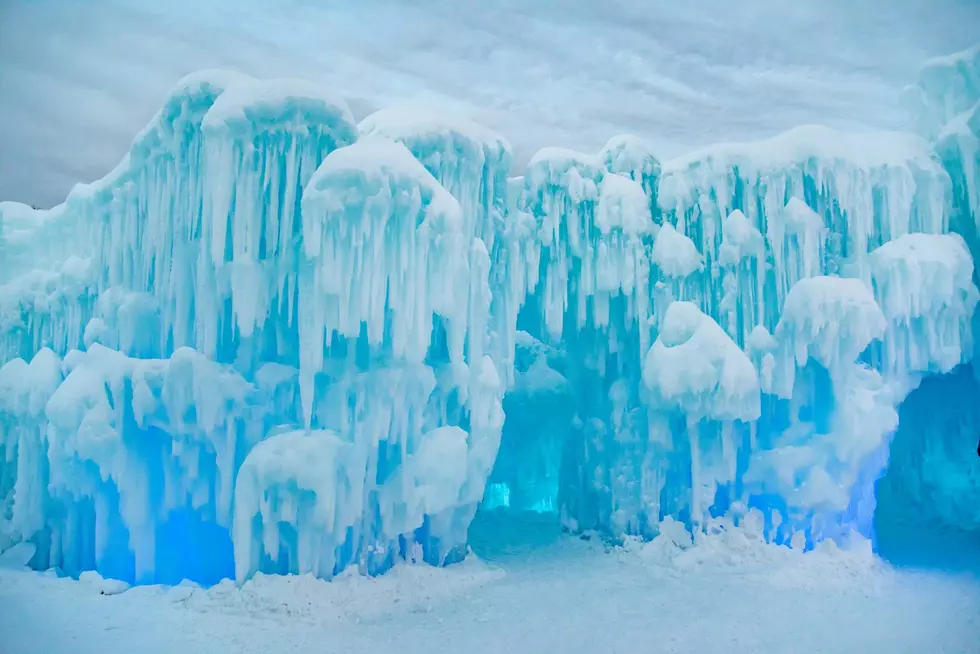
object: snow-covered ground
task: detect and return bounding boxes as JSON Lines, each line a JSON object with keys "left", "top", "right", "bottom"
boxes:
{"left": 1, "top": 513, "right": 978, "bottom": 654}
{"left": 2, "top": 0, "right": 979, "bottom": 207}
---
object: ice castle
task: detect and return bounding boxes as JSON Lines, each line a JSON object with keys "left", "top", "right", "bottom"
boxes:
{"left": 1, "top": 45, "right": 978, "bottom": 586}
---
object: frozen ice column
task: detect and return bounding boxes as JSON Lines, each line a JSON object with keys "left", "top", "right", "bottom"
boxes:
{"left": 520, "top": 148, "right": 654, "bottom": 339}
{"left": 233, "top": 429, "right": 368, "bottom": 583}
{"left": 0, "top": 349, "right": 63, "bottom": 551}
{"left": 358, "top": 108, "right": 517, "bottom": 388}
{"left": 869, "top": 232, "right": 979, "bottom": 386}
{"left": 299, "top": 137, "right": 469, "bottom": 423}
{"left": 36, "top": 345, "right": 255, "bottom": 584}
{"left": 747, "top": 276, "right": 894, "bottom": 544}
{"left": 642, "top": 301, "right": 760, "bottom": 530}
{"left": 199, "top": 78, "right": 358, "bottom": 357}
{"left": 358, "top": 107, "right": 511, "bottom": 251}
{"left": 74, "top": 71, "right": 252, "bottom": 354}
{"left": 228, "top": 138, "right": 503, "bottom": 581}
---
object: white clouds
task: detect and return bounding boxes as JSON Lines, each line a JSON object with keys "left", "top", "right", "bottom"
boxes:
{"left": 1, "top": 0, "right": 978, "bottom": 207}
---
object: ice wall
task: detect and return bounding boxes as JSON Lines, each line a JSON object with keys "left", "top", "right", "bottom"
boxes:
{"left": 876, "top": 43, "right": 980, "bottom": 540}
{"left": 484, "top": 116, "right": 974, "bottom": 547}
{"left": 905, "top": 46, "right": 980, "bottom": 271}
{"left": 2, "top": 46, "right": 979, "bottom": 585}
{"left": 0, "top": 72, "right": 504, "bottom": 585}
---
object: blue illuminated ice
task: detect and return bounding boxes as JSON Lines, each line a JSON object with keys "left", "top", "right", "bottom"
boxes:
{"left": 2, "top": 44, "right": 980, "bottom": 589}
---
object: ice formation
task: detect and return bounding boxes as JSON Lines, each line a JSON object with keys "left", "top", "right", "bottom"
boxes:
{"left": 906, "top": 46, "right": 980, "bottom": 267}
{"left": 2, "top": 44, "right": 980, "bottom": 586}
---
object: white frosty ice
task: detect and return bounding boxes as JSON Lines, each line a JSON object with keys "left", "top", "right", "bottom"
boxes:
{"left": 201, "top": 77, "right": 359, "bottom": 341}
{"left": 717, "top": 209, "right": 764, "bottom": 268}
{"left": 870, "top": 232, "right": 979, "bottom": 380}
{"left": 906, "top": 45, "right": 980, "bottom": 141}
{"left": 652, "top": 223, "right": 702, "bottom": 279}
{"left": 598, "top": 133, "right": 661, "bottom": 205}
{"left": 233, "top": 429, "right": 367, "bottom": 583}
{"left": 517, "top": 146, "right": 653, "bottom": 340}
{"left": 299, "top": 137, "right": 467, "bottom": 422}
{"left": 642, "top": 301, "right": 759, "bottom": 423}
{"left": 772, "top": 276, "right": 886, "bottom": 397}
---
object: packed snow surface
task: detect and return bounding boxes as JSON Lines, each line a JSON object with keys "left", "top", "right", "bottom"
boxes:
{"left": 1, "top": 514, "right": 978, "bottom": 654}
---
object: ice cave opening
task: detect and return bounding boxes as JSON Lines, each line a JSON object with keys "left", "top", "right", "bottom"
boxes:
{"left": 873, "top": 363, "right": 980, "bottom": 573}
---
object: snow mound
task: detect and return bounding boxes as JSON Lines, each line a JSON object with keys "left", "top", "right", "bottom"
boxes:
{"left": 870, "top": 232, "right": 979, "bottom": 377}
{"left": 643, "top": 301, "right": 759, "bottom": 422}
{"left": 233, "top": 429, "right": 368, "bottom": 583}
{"left": 776, "top": 276, "right": 886, "bottom": 375}
{"left": 595, "top": 174, "right": 651, "bottom": 236}
{"left": 652, "top": 223, "right": 702, "bottom": 278}
{"left": 202, "top": 78, "right": 356, "bottom": 135}
{"left": 299, "top": 139, "right": 466, "bottom": 422}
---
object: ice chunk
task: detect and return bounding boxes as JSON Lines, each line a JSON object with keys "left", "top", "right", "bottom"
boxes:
{"left": 746, "top": 325, "right": 776, "bottom": 355}
{"left": 745, "top": 325, "right": 776, "bottom": 393}
{"left": 63, "top": 70, "right": 248, "bottom": 354}
{"left": 595, "top": 174, "right": 652, "bottom": 237}
{"left": 642, "top": 301, "right": 760, "bottom": 423}
{"left": 358, "top": 108, "right": 514, "bottom": 399}
{"left": 717, "top": 210, "right": 764, "bottom": 267}
{"left": 523, "top": 148, "right": 603, "bottom": 214}
{"left": 907, "top": 44, "right": 980, "bottom": 140}
{"left": 201, "top": 77, "right": 359, "bottom": 342}
{"left": 0, "top": 255, "right": 95, "bottom": 361}
{"left": 773, "top": 276, "right": 886, "bottom": 396}
{"left": 771, "top": 197, "right": 828, "bottom": 286}
{"left": 0, "top": 348, "right": 63, "bottom": 418}
{"left": 358, "top": 107, "right": 511, "bottom": 249}
{"left": 518, "top": 147, "right": 651, "bottom": 339}
{"left": 652, "top": 223, "right": 702, "bottom": 278}
{"left": 904, "top": 45, "right": 980, "bottom": 265}
{"left": 16, "top": 344, "right": 257, "bottom": 583}
{"left": 85, "top": 288, "right": 161, "bottom": 356}
{"left": 658, "top": 125, "right": 946, "bottom": 301}
{"left": 598, "top": 134, "right": 661, "bottom": 211}
{"left": 0, "top": 349, "right": 63, "bottom": 541}
{"left": 233, "top": 429, "right": 367, "bottom": 583}
{"left": 299, "top": 137, "right": 466, "bottom": 423}
{"left": 870, "top": 232, "right": 979, "bottom": 378}
{"left": 642, "top": 303, "right": 758, "bottom": 528}
{"left": 201, "top": 78, "right": 355, "bottom": 135}
{"left": 744, "top": 364, "right": 899, "bottom": 541}
{"left": 592, "top": 175, "right": 654, "bottom": 324}
{"left": 935, "top": 102, "right": 980, "bottom": 245}
{"left": 0, "top": 202, "right": 69, "bottom": 284}
{"left": 378, "top": 426, "right": 470, "bottom": 537}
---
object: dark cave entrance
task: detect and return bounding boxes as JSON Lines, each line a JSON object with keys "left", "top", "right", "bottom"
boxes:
{"left": 873, "top": 364, "right": 980, "bottom": 573}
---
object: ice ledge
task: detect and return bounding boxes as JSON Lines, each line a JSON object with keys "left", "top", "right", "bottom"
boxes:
{"left": 662, "top": 124, "right": 943, "bottom": 175}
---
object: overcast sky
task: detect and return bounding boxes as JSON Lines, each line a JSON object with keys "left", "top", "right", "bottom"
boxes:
{"left": 2, "top": 0, "right": 978, "bottom": 208}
